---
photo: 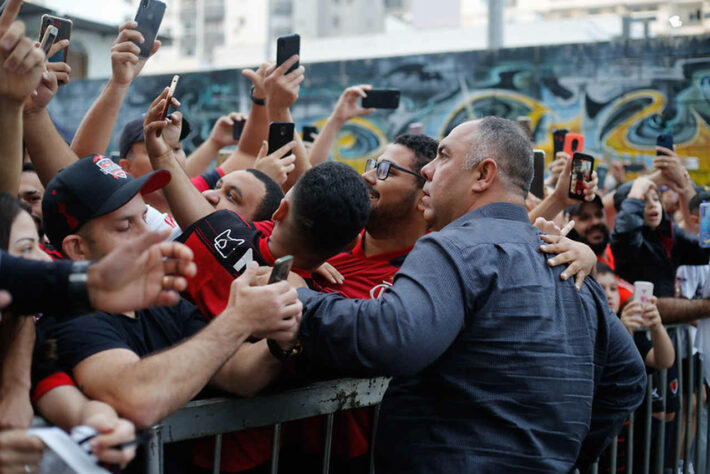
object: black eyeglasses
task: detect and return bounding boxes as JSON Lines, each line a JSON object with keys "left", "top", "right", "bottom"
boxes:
{"left": 365, "top": 159, "right": 424, "bottom": 181}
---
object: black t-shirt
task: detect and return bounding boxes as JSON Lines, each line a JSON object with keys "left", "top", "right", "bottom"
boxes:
{"left": 34, "top": 299, "right": 207, "bottom": 377}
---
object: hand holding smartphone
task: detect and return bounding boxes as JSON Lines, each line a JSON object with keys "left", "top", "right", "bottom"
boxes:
{"left": 268, "top": 122, "right": 295, "bottom": 157}
{"left": 568, "top": 152, "right": 595, "bottom": 201}
{"left": 656, "top": 133, "right": 674, "bottom": 154}
{"left": 39, "top": 25, "right": 58, "bottom": 57}
{"left": 269, "top": 256, "right": 294, "bottom": 284}
{"left": 160, "top": 75, "right": 180, "bottom": 120}
{"left": 134, "top": 0, "right": 166, "bottom": 58}
{"left": 39, "top": 15, "right": 72, "bottom": 63}
{"left": 361, "top": 89, "right": 400, "bottom": 109}
{"left": 276, "top": 34, "right": 300, "bottom": 74}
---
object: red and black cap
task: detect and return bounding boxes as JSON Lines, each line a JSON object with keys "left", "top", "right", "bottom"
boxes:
{"left": 42, "top": 154, "right": 171, "bottom": 249}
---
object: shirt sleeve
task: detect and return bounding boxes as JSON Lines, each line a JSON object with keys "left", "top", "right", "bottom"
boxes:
{"left": 298, "top": 234, "right": 466, "bottom": 378}
{"left": 576, "top": 300, "right": 647, "bottom": 470}
{"left": 0, "top": 250, "right": 75, "bottom": 315}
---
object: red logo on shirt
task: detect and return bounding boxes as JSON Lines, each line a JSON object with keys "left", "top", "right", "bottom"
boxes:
{"left": 369, "top": 281, "right": 392, "bottom": 299}
{"left": 670, "top": 379, "right": 678, "bottom": 394}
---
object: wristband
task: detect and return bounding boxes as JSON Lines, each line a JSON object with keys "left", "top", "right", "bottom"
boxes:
{"left": 67, "top": 261, "right": 93, "bottom": 315}
{"left": 250, "top": 86, "right": 266, "bottom": 106}
{"left": 267, "top": 338, "right": 302, "bottom": 361}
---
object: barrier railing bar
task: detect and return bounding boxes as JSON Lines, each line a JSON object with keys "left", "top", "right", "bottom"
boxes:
{"left": 591, "top": 461, "right": 598, "bottom": 474}
{"left": 146, "top": 425, "right": 163, "bottom": 474}
{"left": 212, "top": 433, "right": 222, "bottom": 474}
{"left": 655, "top": 368, "right": 668, "bottom": 474}
{"left": 643, "top": 373, "right": 653, "bottom": 474}
{"left": 628, "top": 412, "right": 634, "bottom": 474}
{"left": 673, "top": 330, "right": 683, "bottom": 472}
{"left": 610, "top": 436, "right": 618, "bottom": 473}
{"left": 683, "top": 327, "right": 693, "bottom": 474}
{"left": 270, "top": 423, "right": 281, "bottom": 474}
{"left": 694, "top": 357, "right": 703, "bottom": 472}
{"left": 369, "top": 404, "right": 381, "bottom": 474}
{"left": 322, "top": 413, "right": 334, "bottom": 474}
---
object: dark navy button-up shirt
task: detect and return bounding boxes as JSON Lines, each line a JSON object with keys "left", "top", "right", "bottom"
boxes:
{"left": 298, "top": 202, "right": 646, "bottom": 473}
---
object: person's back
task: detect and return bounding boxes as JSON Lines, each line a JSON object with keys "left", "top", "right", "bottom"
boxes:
{"left": 374, "top": 202, "right": 611, "bottom": 471}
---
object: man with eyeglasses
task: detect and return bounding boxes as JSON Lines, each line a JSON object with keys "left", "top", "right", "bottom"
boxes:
{"left": 287, "top": 116, "right": 646, "bottom": 473}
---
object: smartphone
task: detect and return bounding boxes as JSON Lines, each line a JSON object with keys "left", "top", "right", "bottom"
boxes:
{"left": 656, "top": 133, "right": 674, "bottom": 155}
{"left": 563, "top": 133, "right": 584, "bottom": 156}
{"left": 408, "top": 122, "right": 424, "bottom": 135}
{"left": 596, "top": 163, "right": 608, "bottom": 190}
{"left": 40, "top": 15, "right": 72, "bottom": 63}
{"left": 552, "top": 129, "right": 568, "bottom": 156}
{"left": 623, "top": 163, "right": 646, "bottom": 173}
{"left": 633, "top": 281, "right": 654, "bottom": 306}
{"left": 39, "top": 25, "right": 58, "bottom": 57}
{"left": 568, "top": 152, "right": 595, "bottom": 201}
{"left": 160, "top": 75, "right": 179, "bottom": 121}
{"left": 700, "top": 202, "right": 710, "bottom": 248}
{"left": 530, "top": 150, "right": 545, "bottom": 199}
{"left": 233, "top": 118, "right": 246, "bottom": 141}
{"left": 361, "top": 89, "right": 400, "bottom": 109}
{"left": 302, "top": 125, "right": 318, "bottom": 143}
{"left": 268, "top": 255, "right": 294, "bottom": 284}
{"left": 276, "top": 34, "right": 300, "bottom": 74}
{"left": 134, "top": 0, "right": 166, "bottom": 58}
{"left": 268, "top": 122, "right": 295, "bottom": 157}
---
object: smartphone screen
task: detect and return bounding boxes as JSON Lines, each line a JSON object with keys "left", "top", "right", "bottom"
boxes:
{"left": 563, "top": 133, "right": 584, "bottom": 157}
{"left": 268, "top": 256, "right": 294, "bottom": 283}
{"left": 134, "top": 0, "right": 166, "bottom": 58}
{"left": 233, "top": 119, "right": 246, "bottom": 141}
{"left": 276, "top": 34, "right": 300, "bottom": 74}
{"left": 268, "top": 122, "right": 295, "bottom": 157}
{"left": 361, "top": 89, "right": 400, "bottom": 109}
{"left": 656, "top": 134, "right": 674, "bottom": 155}
{"left": 302, "top": 125, "right": 318, "bottom": 143}
{"left": 568, "top": 152, "right": 595, "bottom": 201}
{"left": 700, "top": 202, "right": 710, "bottom": 248}
{"left": 40, "top": 15, "right": 72, "bottom": 63}
{"left": 530, "top": 150, "right": 545, "bottom": 199}
{"left": 552, "top": 129, "right": 568, "bottom": 157}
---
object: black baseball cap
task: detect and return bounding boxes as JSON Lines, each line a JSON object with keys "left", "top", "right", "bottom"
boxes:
{"left": 565, "top": 193, "right": 603, "bottom": 216}
{"left": 118, "top": 115, "right": 191, "bottom": 159}
{"left": 42, "top": 155, "right": 170, "bottom": 249}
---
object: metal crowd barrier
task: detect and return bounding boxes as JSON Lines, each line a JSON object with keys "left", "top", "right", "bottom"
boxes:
{"left": 145, "top": 377, "right": 391, "bottom": 474}
{"left": 592, "top": 324, "right": 708, "bottom": 474}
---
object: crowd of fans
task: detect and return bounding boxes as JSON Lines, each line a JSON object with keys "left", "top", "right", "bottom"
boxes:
{"left": 0, "top": 0, "right": 708, "bottom": 472}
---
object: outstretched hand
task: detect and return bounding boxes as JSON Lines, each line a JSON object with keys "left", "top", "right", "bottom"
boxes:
{"left": 143, "top": 87, "right": 180, "bottom": 159}
{"left": 552, "top": 152, "right": 598, "bottom": 207}
{"left": 86, "top": 229, "right": 197, "bottom": 313}
{"left": 254, "top": 140, "right": 296, "bottom": 186}
{"left": 332, "top": 84, "right": 376, "bottom": 124}
{"left": 111, "top": 20, "right": 160, "bottom": 87}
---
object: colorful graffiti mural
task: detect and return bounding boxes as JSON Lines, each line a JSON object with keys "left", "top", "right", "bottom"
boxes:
{"left": 48, "top": 34, "right": 710, "bottom": 182}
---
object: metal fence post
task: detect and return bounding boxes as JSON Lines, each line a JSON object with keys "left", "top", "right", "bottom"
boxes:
{"left": 673, "top": 330, "right": 683, "bottom": 471}
{"left": 212, "top": 434, "right": 222, "bottom": 474}
{"left": 627, "top": 413, "right": 634, "bottom": 474}
{"left": 694, "top": 356, "right": 703, "bottom": 472}
{"left": 146, "top": 425, "right": 163, "bottom": 474}
{"left": 655, "top": 369, "right": 668, "bottom": 474}
{"left": 270, "top": 423, "right": 282, "bottom": 474}
{"left": 369, "top": 404, "right": 381, "bottom": 474}
{"left": 322, "top": 413, "right": 335, "bottom": 474}
{"left": 683, "top": 328, "right": 694, "bottom": 474}
{"left": 643, "top": 373, "right": 653, "bottom": 474}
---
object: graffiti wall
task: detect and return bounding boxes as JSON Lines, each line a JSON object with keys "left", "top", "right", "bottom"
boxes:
{"left": 49, "top": 34, "right": 710, "bottom": 182}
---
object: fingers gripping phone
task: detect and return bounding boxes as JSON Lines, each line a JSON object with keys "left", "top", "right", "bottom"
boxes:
{"left": 656, "top": 133, "right": 674, "bottom": 155}
{"left": 40, "top": 15, "right": 72, "bottom": 63}
{"left": 276, "top": 34, "right": 300, "bottom": 74}
{"left": 39, "top": 25, "right": 58, "bottom": 57}
{"left": 134, "top": 0, "right": 166, "bottom": 58}
{"left": 160, "top": 75, "right": 179, "bottom": 120}
{"left": 269, "top": 256, "right": 294, "bottom": 284}
{"left": 361, "top": 89, "right": 400, "bottom": 109}
{"left": 302, "top": 125, "right": 318, "bottom": 143}
{"left": 568, "top": 152, "right": 595, "bottom": 201}
{"left": 563, "top": 133, "right": 584, "bottom": 157}
{"left": 633, "top": 281, "right": 654, "bottom": 306}
{"left": 268, "top": 122, "right": 295, "bottom": 158}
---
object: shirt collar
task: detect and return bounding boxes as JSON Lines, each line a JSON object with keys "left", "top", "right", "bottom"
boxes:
{"left": 450, "top": 202, "right": 530, "bottom": 227}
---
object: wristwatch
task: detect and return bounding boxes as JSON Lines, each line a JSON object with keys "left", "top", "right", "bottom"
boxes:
{"left": 267, "top": 338, "right": 302, "bottom": 361}
{"left": 67, "top": 260, "right": 94, "bottom": 315}
{"left": 250, "top": 86, "right": 266, "bottom": 106}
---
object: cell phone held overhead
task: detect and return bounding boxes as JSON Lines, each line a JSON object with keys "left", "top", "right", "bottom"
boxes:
{"left": 268, "top": 122, "right": 295, "bottom": 158}
{"left": 39, "top": 25, "right": 58, "bottom": 57}
{"left": 568, "top": 152, "right": 595, "bottom": 201}
{"left": 134, "top": 0, "right": 166, "bottom": 58}
{"left": 39, "top": 15, "right": 72, "bottom": 63}
{"left": 361, "top": 89, "right": 400, "bottom": 109}
{"left": 276, "top": 34, "right": 300, "bottom": 74}
{"left": 160, "top": 75, "right": 180, "bottom": 121}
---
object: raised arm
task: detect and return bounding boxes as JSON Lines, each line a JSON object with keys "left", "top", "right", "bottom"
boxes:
{"left": 309, "top": 84, "right": 375, "bottom": 166}
{"left": 0, "top": 316, "right": 34, "bottom": 430}
{"left": 71, "top": 21, "right": 160, "bottom": 157}
{"left": 184, "top": 112, "right": 245, "bottom": 177}
{"left": 144, "top": 89, "right": 215, "bottom": 228}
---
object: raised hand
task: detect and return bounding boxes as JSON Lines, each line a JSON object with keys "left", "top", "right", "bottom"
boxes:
{"left": 332, "top": 84, "right": 376, "bottom": 124}
{"left": 263, "top": 55, "right": 305, "bottom": 112}
{"left": 209, "top": 112, "right": 247, "bottom": 149}
{"left": 627, "top": 176, "right": 656, "bottom": 200}
{"left": 110, "top": 20, "right": 160, "bottom": 87}
{"left": 143, "top": 88, "right": 180, "bottom": 159}
{"left": 620, "top": 300, "right": 645, "bottom": 331}
{"left": 254, "top": 140, "right": 296, "bottom": 186}
{"left": 242, "top": 61, "right": 272, "bottom": 100}
{"left": 0, "top": 0, "right": 46, "bottom": 106}
{"left": 552, "top": 152, "right": 598, "bottom": 206}
{"left": 86, "top": 229, "right": 198, "bottom": 313}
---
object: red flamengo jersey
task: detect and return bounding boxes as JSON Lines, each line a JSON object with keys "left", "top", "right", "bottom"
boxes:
{"left": 294, "top": 232, "right": 412, "bottom": 459}
{"left": 178, "top": 211, "right": 305, "bottom": 472}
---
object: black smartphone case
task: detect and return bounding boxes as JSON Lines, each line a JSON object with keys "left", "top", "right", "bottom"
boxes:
{"left": 656, "top": 134, "right": 674, "bottom": 155}
{"left": 134, "top": 0, "right": 166, "bottom": 58}
{"left": 276, "top": 34, "right": 300, "bottom": 74}
{"left": 552, "top": 129, "right": 568, "bottom": 156}
{"left": 362, "top": 90, "right": 400, "bottom": 109}
{"left": 530, "top": 151, "right": 545, "bottom": 200}
{"left": 268, "top": 123, "right": 295, "bottom": 157}
{"left": 40, "top": 16, "right": 72, "bottom": 63}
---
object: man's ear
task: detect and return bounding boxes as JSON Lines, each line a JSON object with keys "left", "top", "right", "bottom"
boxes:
{"left": 62, "top": 234, "right": 91, "bottom": 261}
{"left": 118, "top": 158, "right": 131, "bottom": 174}
{"left": 471, "top": 159, "right": 498, "bottom": 193}
{"left": 271, "top": 198, "right": 289, "bottom": 222}
{"left": 415, "top": 189, "right": 427, "bottom": 213}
